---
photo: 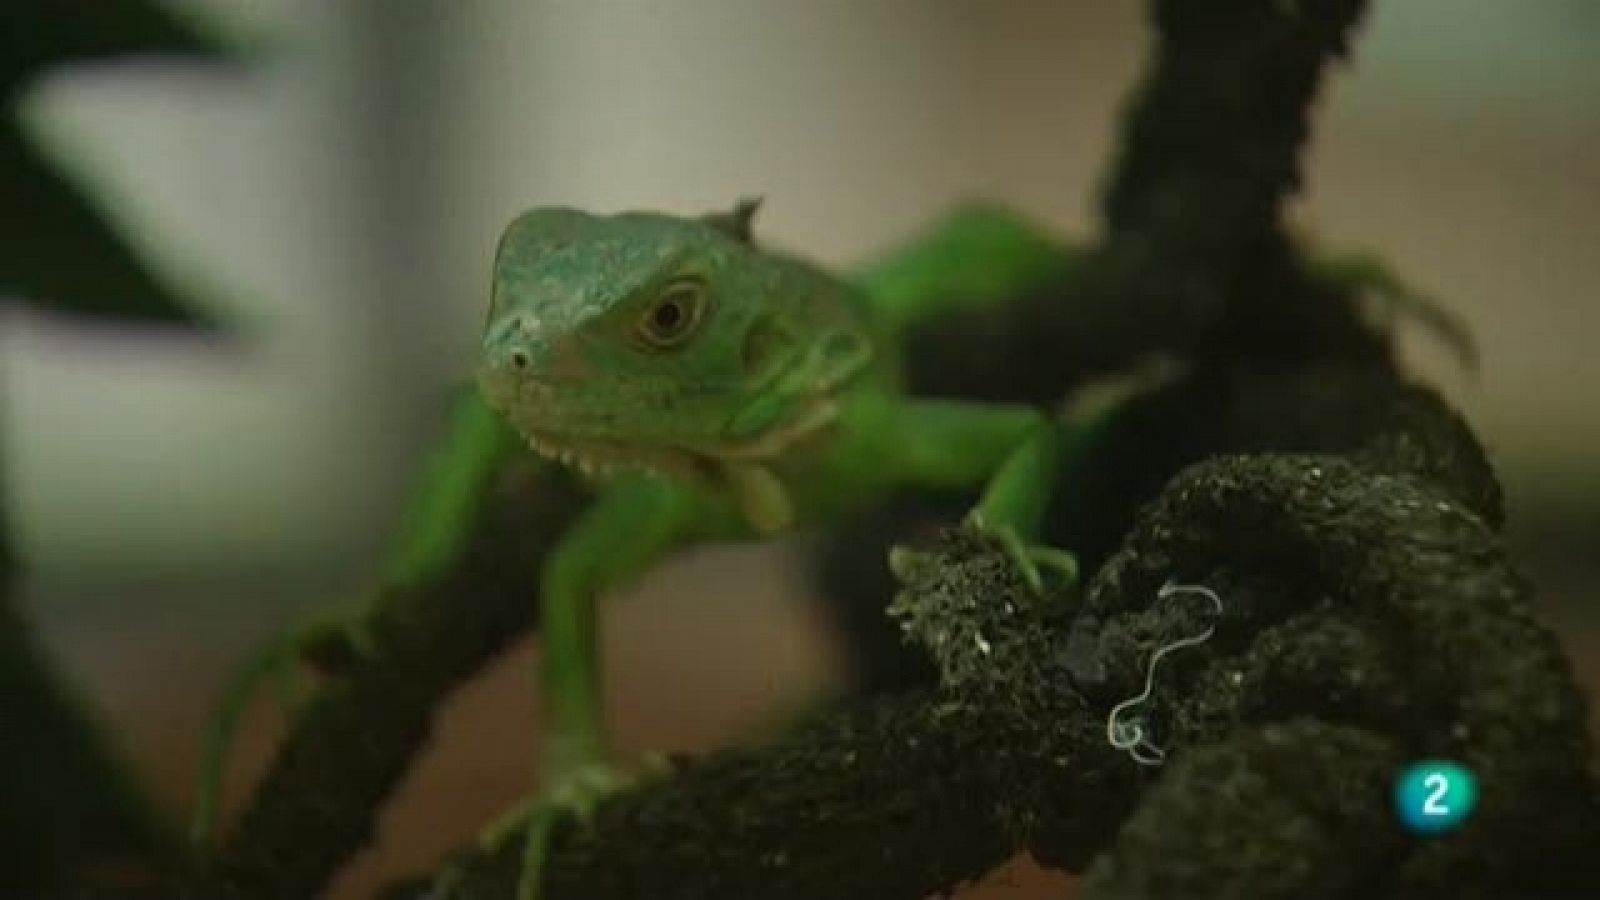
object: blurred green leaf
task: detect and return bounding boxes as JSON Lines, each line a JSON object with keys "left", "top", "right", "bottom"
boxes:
{"left": 2, "top": 0, "right": 242, "bottom": 327}
{"left": 2, "top": 0, "right": 230, "bottom": 83}
{"left": 0, "top": 2, "right": 250, "bottom": 891}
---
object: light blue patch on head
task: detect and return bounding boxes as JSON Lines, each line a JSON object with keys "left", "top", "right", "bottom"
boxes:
{"left": 491, "top": 209, "right": 726, "bottom": 334}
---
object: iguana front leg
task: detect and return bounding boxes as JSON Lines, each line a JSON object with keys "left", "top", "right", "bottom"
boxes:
{"left": 888, "top": 400, "right": 1078, "bottom": 592}
{"left": 483, "top": 471, "right": 733, "bottom": 900}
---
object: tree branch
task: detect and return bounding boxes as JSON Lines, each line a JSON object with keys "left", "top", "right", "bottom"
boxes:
{"left": 382, "top": 360, "right": 1600, "bottom": 899}
{"left": 190, "top": 463, "right": 589, "bottom": 900}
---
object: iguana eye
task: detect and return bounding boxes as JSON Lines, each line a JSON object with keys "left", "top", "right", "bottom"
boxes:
{"left": 634, "top": 278, "right": 708, "bottom": 350}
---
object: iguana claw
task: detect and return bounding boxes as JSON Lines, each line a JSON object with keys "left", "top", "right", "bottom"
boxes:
{"left": 429, "top": 759, "right": 655, "bottom": 900}
{"left": 963, "top": 510, "right": 1077, "bottom": 595}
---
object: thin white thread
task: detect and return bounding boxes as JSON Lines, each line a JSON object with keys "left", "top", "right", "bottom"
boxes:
{"left": 1106, "top": 580, "right": 1224, "bottom": 766}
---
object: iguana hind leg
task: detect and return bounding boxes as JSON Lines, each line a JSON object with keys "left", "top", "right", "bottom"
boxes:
{"left": 190, "top": 390, "right": 516, "bottom": 850}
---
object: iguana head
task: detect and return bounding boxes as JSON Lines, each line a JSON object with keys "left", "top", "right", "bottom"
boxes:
{"left": 477, "top": 199, "right": 873, "bottom": 531}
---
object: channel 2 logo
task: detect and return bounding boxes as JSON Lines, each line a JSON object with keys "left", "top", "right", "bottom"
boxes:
{"left": 1394, "top": 760, "right": 1477, "bottom": 836}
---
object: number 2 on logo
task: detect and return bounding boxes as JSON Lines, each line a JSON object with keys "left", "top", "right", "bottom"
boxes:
{"left": 1422, "top": 772, "right": 1450, "bottom": 816}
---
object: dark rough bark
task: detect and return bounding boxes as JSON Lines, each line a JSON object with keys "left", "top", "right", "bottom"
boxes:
{"left": 1070, "top": 451, "right": 1599, "bottom": 898}
{"left": 377, "top": 528, "right": 1135, "bottom": 900}
{"left": 905, "top": 0, "right": 1384, "bottom": 408}
{"left": 379, "top": 369, "right": 1600, "bottom": 900}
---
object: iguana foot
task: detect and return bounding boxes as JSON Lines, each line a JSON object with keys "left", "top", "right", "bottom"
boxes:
{"left": 191, "top": 611, "right": 377, "bottom": 847}
{"left": 452, "top": 760, "right": 644, "bottom": 900}
{"left": 962, "top": 510, "right": 1077, "bottom": 596}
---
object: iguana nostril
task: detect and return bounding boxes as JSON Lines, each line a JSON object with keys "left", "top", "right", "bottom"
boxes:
{"left": 510, "top": 349, "right": 530, "bottom": 370}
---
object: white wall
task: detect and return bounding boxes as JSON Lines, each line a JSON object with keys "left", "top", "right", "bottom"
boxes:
{"left": 4, "top": 0, "right": 1595, "bottom": 586}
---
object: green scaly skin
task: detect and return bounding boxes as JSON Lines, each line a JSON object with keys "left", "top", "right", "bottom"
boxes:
{"left": 473, "top": 199, "right": 1077, "bottom": 900}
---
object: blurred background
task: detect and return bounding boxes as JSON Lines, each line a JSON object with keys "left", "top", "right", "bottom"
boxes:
{"left": 3, "top": 1, "right": 1595, "bottom": 896}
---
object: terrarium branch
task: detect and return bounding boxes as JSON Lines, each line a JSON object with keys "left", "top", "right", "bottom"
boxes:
{"left": 388, "top": 361, "right": 1600, "bottom": 899}
{"left": 190, "top": 463, "right": 590, "bottom": 900}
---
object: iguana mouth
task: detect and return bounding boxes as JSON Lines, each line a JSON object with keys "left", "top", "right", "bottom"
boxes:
{"left": 520, "top": 430, "right": 710, "bottom": 482}
{"left": 518, "top": 392, "right": 841, "bottom": 535}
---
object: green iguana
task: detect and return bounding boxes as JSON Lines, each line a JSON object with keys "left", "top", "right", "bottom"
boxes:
{"left": 190, "top": 200, "right": 1086, "bottom": 900}
{"left": 190, "top": 199, "right": 1464, "bottom": 900}
{"left": 469, "top": 199, "right": 1078, "bottom": 899}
